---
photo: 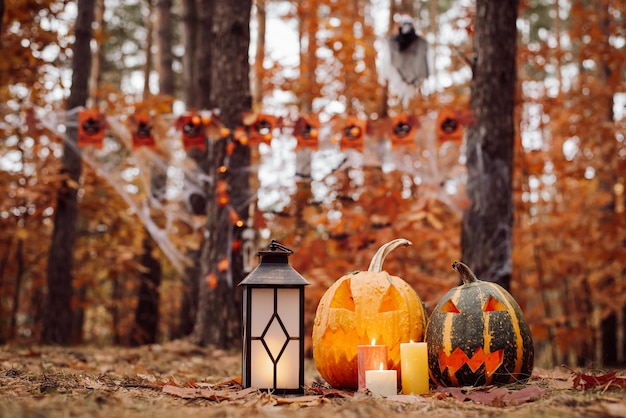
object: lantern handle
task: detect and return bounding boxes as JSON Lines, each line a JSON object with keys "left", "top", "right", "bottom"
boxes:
{"left": 267, "top": 239, "right": 293, "bottom": 255}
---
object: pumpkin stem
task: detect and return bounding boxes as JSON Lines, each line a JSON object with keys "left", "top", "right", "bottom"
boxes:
{"left": 367, "top": 239, "right": 413, "bottom": 273}
{"left": 452, "top": 261, "right": 479, "bottom": 284}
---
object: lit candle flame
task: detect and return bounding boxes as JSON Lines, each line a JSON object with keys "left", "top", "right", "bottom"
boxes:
{"left": 410, "top": 339, "right": 414, "bottom": 344}
{"left": 371, "top": 338, "right": 376, "bottom": 346}
{"left": 379, "top": 363, "right": 384, "bottom": 371}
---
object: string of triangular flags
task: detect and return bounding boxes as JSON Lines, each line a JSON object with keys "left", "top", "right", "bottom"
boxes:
{"left": 76, "top": 108, "right": 471, "bottom": 151}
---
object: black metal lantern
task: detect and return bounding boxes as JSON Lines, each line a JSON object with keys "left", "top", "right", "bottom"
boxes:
{"left": 239, "top": 240, "right": 310, "bottom": 394}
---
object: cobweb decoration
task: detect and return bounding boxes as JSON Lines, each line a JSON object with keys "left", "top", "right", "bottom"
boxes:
{"left": 382, "top": 112, "right": 468, "bottom": 212}
{"left": 38, "top": 107, "right": 209, "bottom": 273}
{"left": 379, "top": 15, "right": 430, "bottom": 108}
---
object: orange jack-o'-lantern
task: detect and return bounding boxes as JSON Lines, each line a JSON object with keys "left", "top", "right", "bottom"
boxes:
{"left": 78, "top": 109, "right": 105, "bottom": 148}
{"left": 425, "top": 261, "right": 534, "bottom": 387}
{"left": 312, "top": 239, "right": 428, "bottom": 390}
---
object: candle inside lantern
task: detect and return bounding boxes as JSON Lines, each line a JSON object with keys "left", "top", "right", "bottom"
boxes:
{"left": 365, "top": 363, "right": 397, "bottom": 396}
{"left": 357, "top": 338, "right": 388, "bottom": 390}
{"left": 400, "top": 340, "right": 429, "bottom": 395}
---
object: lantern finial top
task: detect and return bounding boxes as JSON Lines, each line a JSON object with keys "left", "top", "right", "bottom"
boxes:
{"left": 266, "top": 239, "right": 293, "bottom": 255}
{"left": 239, "top": 239, "right": 309, "bottom": 287}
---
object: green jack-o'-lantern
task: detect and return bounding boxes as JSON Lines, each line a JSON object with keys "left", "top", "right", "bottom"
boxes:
{"left": 425, "top": 261, "right": 534, "bottom": 387}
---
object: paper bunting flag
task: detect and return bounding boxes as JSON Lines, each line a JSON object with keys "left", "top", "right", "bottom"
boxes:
{"left": 130, "top": 113, "right": 155, "bottom": 150}
{"left": 389, "top": 114, "right": 417, "bottom": 149}
{"left": 294, "top": 115, "right": 319, "bottom": 150}
{"left": 436, "top": 108, "right": 464, "bottom": 144}
{"left": 78, "top": 109, "right": 105, "bottom": 149}
{"left": 340, "top": 116, "right": 367, "bottom": 152}
{"left": 176, "top": 113, "right": 207, "bottom": 150}
{"left": 246, "top": 113, "right": 277, "bottom": 146}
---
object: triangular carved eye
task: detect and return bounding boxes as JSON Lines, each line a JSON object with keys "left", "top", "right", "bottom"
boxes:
{"left": 483, "top": 296, "right": 506, "bottom": 312}
{"left": 379, "top": 285, "right": 403, "bottom": 313}
{"left": 329, "top": 279, "right": 356, "bottom": 311}
{"left": 439, "top": 299, "right": 460, "bottom": 313}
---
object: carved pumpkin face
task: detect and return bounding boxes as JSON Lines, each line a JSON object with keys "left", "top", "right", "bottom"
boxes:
{"left": 426, "top": 262, "right": 534, "bottom": 387}
{"left": 312, "top": 239, "right": 428, "bottom": 390}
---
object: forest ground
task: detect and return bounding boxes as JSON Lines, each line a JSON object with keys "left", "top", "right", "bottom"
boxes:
{"left": 1, "top": 340, "right": 625, "bottom": 418}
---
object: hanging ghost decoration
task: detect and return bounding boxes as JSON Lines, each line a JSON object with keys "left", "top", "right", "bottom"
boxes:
{"left": 380, "top": 15, "right": 429, "bottom": 108}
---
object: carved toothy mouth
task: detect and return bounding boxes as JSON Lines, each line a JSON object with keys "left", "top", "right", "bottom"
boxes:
{"left": 439, "top": 346, "right": 504, "bottom": 376}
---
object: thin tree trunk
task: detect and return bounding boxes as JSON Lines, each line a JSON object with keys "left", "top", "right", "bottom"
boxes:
{"left": 42, "top": 0, "right": 95, "bottom": 345}
{"left": 253, "top": 0, "right": 266, "bottom": 108}
{"left": 143, "top": 0, "right": 154, "bottom": 100}
{"left": 181, "top": 0, "right": 199, "bottom": 107}
{"left": 191, "top": 138, "right": 230, "bottom": 347}
{"left": 195, "top": 0, "right": 214, "bottom": 109}
{"left": 461, "top": 0, "right": 518, "bottom": 291}
{"left": 8, "top": 238, "right": 24, "bottom": 341}
{"left": 0, "top": 0, "right": 4, "bottom": 34}
{"left": 132, "top": 237, "right": 162, "bottom": 345}
{"left": 88, "top": 0, "right": 104, "bottom": 107}
{"left": 156, "top": 0, "right": 175, "bottom": 96}
{"left": 0, "top": 242, "right": 10, "bottom": 343}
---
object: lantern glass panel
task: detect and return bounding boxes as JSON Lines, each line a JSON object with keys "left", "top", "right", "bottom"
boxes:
{"left": 250, "top": 289, "right": 275, "bottom": 336}
{"left": 250, "top": 340, "right": 274, "bottom": 388}
{"left": 264, "top": 317, "right": 288, "bottom": 359}
{"left": 276, "top": 341, "right": 300, "bottom": 388}
{"left": 277, "top": 288, "right": 300, "bottom": 335}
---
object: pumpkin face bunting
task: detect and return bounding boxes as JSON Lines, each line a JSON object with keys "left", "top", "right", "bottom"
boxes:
{"left": 426, "top": 261, "right": 534, "bottom": 387}
{"left": 312, "top": 239, "right": 428, "bottom": 390}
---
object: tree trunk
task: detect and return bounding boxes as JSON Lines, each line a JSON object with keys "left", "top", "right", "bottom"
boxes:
{"left": 156, "top": 0, "right": 175, "bottom": 96}
{"left": 192, "top": 0, "right": 252, "bottom": 349}
{"left": 181, "top": 0, "right": 199, "bottom": 107}
{"left": 191, "top": 139, "right": 231, "bottom": 347}
{"left": 461, "top": 0, "right": 518, "bottom": 291}
{"left": 88, "top": 0, "right": 104, "bottom": 107}
{"left": 8, "top": 238, "right": 24, "bottom": 341}
{"left": 42, "top": 0, "right": 95, "bottom": 345}
{"left": 142, "top": 0, "right": 154, "bottom": 100}
{"left": 195, "top": 0, "right": 214, "bottom": 109}
{"left": 252, "top": 0, "right": 266, "bottom": 108}
{"left": 0, "top": 0, "right": 4, "bottom": 34}
{"left": 132, "top": 237, "right": 162, "bottom": 345}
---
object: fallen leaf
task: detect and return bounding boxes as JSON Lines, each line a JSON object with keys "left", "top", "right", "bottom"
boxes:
{"left": 502, "top": 386, "right": 547, "bottom": 405}
{"left": 308, "top": 386, "right": 353, "bottom": 398}
{"left": 563, "top": 365, "right": 626, "bottom": 390}
{"left": 385, "top": 394, "right": 428, "bottom": 404}
{"left": 274, "top": 395, "right": 322, "bottom": 406}
{"left": 162, "top": 384, "right": 258, "bottom": 401}
{"left": 436, "top": 385, "right": 546, "bottom": 407}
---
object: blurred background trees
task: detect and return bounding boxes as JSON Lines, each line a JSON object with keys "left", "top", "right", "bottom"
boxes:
{"left": 0, "top": 0, "right": 624, "bottom": 369}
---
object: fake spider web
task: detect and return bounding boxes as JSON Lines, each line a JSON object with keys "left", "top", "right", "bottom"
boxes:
{"left": 31, "top": 105, "right": 467, "bottom": 275}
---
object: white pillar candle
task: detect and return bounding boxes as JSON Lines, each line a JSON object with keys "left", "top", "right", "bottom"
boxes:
{"left": 365, "top": 363, "right": 397, "bottom": 396}
{"left": 400, "top": 341, "right": 429, "bottom": 395}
